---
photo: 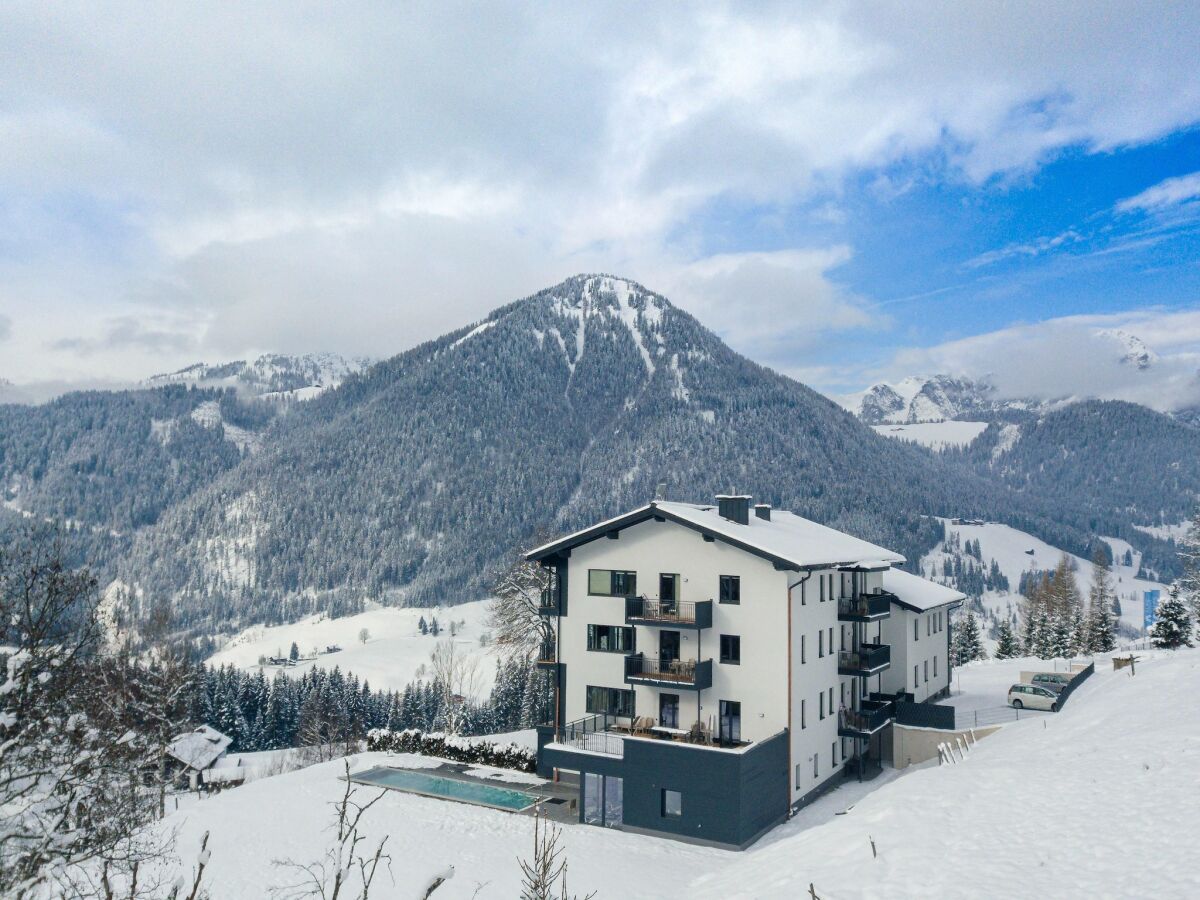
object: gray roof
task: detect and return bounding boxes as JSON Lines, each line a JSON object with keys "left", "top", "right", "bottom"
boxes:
{"left": 527, "top": 500, "right": 904, "bottom": 571}
{"left": 166, "top": 725, "right": 233, "bottom": 771}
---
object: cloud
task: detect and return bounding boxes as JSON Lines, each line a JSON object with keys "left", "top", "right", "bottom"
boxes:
{"left": 0, "top": 313, "right": 10, "bottom": 342}
{"left": 1115, "top": 171, "right": 1200, "bottom": 214}
{"left": 3, "top": 4, "right": 1200, "bottom": 383}
{"left": 885, "top": 309, "right": 1200, "bottom": 412}
{"left": 48, "top": 315, "right": 199, "bottom": 357}
{"left": 963, "top": 229, "right": 1084, "bottom": 269}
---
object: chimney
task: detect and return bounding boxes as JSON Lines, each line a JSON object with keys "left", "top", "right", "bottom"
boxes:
{"left": 754, "top": 503, "right": 772, "bottom": 521}
{"left": 716, "top": 494, "right": 751, "bottom": 525}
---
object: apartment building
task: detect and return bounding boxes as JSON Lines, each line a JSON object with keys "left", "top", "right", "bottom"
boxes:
{"left": 528, "top": 495, "right": 964, "bottom": 849}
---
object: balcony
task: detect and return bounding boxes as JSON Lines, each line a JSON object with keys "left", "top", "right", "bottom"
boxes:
{"left": 625, "top": 597, "right": 713, "bottom": 630}
{"left": 535, "top": 639, "right": 560, "bottom": 670}
{"left": 537, "top": 589, "right": 560, "bottom": 616}
{"left": 624, "top": 653, "right": 713, "bottom": 691}
{"left": 837, "top": 592, "right": 894, "bottom": 622}
{"left": 838, "top": 642, "right": 891, "bottom": 676}
{"left": 838, "top": 699, "right": 894, "bottom": 737}
{"left": 560, "top": 713, "right": 625, "bottom": 757}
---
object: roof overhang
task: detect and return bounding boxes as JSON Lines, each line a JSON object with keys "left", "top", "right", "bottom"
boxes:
{"left": 525, "top": 501, "right": 893, "bottom": 573}
{"left": 890, "top": 596, "right": 966, "bottom": 614}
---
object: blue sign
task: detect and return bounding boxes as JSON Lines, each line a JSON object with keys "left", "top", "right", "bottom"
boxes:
{"left": 1143, "top": 590, "right": 1160, "bottom": 630}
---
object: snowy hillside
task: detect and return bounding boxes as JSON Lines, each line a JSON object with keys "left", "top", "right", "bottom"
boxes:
{"left": 207, "top": 600, "right": 496, "bottom": 694}
{"left": 870, "top": 420, "right": 989, "bottom": 450}
{"left": 140, "top": 648, "right": 1200, "bottom": 898}
{"left": 922, "top": 519, "right": 1169, "bottom": 637}
{"left": 143, "top": 352, "right": 372, "bottom": 400}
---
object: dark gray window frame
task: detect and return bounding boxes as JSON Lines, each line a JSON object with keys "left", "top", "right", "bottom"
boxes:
{"left": 585, "top": 685, "right": 635, "bottom": 718}
{"left": 586, "top": 624, "right": 635, "bottom": 653}
{"left": 719, "top": 633, "right": 741, "bottom": 665}
{"left": 718, "top": 574, "right": 741, "bottom": 605}
{"left": 587, "top": 569, "right": 638, "bottom": 597}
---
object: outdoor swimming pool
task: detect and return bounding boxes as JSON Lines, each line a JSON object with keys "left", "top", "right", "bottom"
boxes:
{"left": 350, "top": 766, "right": 543, "bottom": 812}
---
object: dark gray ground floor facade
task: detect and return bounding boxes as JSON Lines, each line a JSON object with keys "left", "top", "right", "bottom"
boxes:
{"left": 537, "top": 728, "right": 790, "bottom": 850}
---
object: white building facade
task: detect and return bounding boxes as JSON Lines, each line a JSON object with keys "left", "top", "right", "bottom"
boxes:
{"left": 529, "top": 495, "right": 963, "bottom": 849}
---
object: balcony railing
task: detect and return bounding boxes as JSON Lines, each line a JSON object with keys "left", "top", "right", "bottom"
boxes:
{"left": 838, "top": 642, "right": 891, "bottom": 676}
{"left": 537, "top": 589, "right": 560, "bottom": 616}
{"left": 624, "top": 653, "right": 713, "bottom": 691}
{"left": 535, "top": 639, "right": 558, "bottom": 667}
{"left": 561, "top": 714, "right": 625, "bottom": 757}
{"left": 838, "top": 699, "right": 894, "bottom": 736}
{"left": 837, "top": 592, "right": 894, "bottom": 621}
{"left": 625, "top": 597, "right": 713, "bottom": 629}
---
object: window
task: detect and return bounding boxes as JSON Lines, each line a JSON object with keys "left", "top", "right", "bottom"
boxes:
{"left": 927, "top": 616, "right": 931, "bottom": 636}
{"left": 801, "top": 581, "right": 807, "bottom": 605}
{"left": 818, "top": 630, "right": 824, "bottom": 658}
{"left": 913, "top": 618, "right": 919, "bottom": 641}
{"left": 814, "top": 754, "right": 819, "bottom": 778}
{"left": 801, "top": 634, "right": 806, "bottom": 664}
{"left": 719, "top": 634, "right": 741, "bottom": 665}
{"left": 587, "top": 624, "right": 634, "bottom": 653}
{"left": 662, "top": 789, "right": 682, "bottom": 818}
{"left": 819, "top": 692, "right": 825, "bottom": 720}
{"left": 933, "top": 655, "right": 938, "bottom": 677}
{"left": 588, "top": 569, "right": 637, "bottom": 597}
{"left": 828, "top": 627, "right": 834, "bottom": 653}
{"left": 796, "top": 764, "right": 802, "bottom": 788}
{"left": 840, "top": 682, "right": 846, "bottom": 706}
{"left": 828, "top": 573, "right": 836, "bottom": 600}
{"left": 819, "top": 576, "right": 826, "bottom": 602}
{"left": 913, "top": 665, "right": 919, "bottom": 689}
{"left": 832, "top": 742, "right": 837, "bottom": 767}
{"left": 924, "top": 660, "right": 929, "bottom": 683}
{"left": 801, "top": 699, "right": 806, "bottom": 729}
{"left": 586, "top": 686, "right": 635, "bottom": 717}
{"left": 828, "top": 686, "right": 833, "bottom": 712}
{"left": 718, "top": 575, "right": 741, "bottom": 605}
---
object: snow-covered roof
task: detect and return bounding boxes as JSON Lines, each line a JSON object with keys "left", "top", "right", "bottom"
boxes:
{"left": 166, "top": 725, "right": 233, "bottom": 771}
{"left": 882, "top": 567, "right": 965, "bottom": 612}
{"left": 528, "top": 500, "right": 904, "bottom": 571}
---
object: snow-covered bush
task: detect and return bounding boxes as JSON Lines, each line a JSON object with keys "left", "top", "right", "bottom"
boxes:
{"left": 365, "top": 727, "right": 536, "bottom": 772}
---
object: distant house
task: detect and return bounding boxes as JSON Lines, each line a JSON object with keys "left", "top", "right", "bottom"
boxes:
{"left": 165, "top": 725, "right": 233, "bottom": 790}
{"left": 325, "top": 644, "right": 342, "bottom": 654}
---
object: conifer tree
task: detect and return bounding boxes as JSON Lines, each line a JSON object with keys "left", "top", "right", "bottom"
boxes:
{"left": 1084, "top": 551, "right": 1117, "bottom": 653}
{"left": 951, "top": 611, "right": 986, "bottom": 664}
{"left": 1150, "top": 586, "right": 1194, "bottom": 650}
{"left": 994, "top": 618, "right": 1021, "bottom": 659}
{"left": 1180, "top": 507, "right": 1200, "bottom": 638}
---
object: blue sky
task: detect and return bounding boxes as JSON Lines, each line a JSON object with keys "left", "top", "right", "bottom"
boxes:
{"left": 1, "top": 3, "right": 1199, "bottom": 408}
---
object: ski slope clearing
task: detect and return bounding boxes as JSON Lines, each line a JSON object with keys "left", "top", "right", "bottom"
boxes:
{"left": 146, "top": 651, "right": 1199, "bottom": 898}
{"left": 925, "top": 519, "right": 1168, "bottom": 636}
{"left": 871, "top": 420, "right": 989, "bottom": 450}
{"left": 206, "top": 600, "right": 495, "bottom": 694}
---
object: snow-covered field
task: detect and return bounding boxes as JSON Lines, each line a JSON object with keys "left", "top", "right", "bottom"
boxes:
{"left": 871, "top": 420, "right": 989, "bottom": 450}
{"left": 207, "top": 600, "right": 496, "bottom": 694}
{"left": 144, "top": 649, "right": 1200, "bottom": 898}
{"left": 923, "top": 519, "right": 1169, "bottom": 639}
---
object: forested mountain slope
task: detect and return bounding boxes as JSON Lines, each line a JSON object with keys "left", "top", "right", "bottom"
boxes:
{"left": 946, "top": 400, "right": 1199, "bottom": 578}
{"left": 113, "top": 275, "right": 1109, "bottom": 633}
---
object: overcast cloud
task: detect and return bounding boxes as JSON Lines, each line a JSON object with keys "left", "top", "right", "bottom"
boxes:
{"left": 2, "top": 2, "right": 1200, "bottom": 394}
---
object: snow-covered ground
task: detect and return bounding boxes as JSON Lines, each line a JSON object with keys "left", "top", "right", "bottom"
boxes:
{"left": 143, "top": 649, "right": 1200, "bottom": 898}
{"left": 207, "top": 600, "right": 496, "bottom": 694}
{"left": 922, "top": 519, "right": 1169, "bottom": 640}
{"left": 871, "top": 420, "right": 989, "bottom": 450}
{"left": 942, "top": 654, "right": 1071, "bottom": 715}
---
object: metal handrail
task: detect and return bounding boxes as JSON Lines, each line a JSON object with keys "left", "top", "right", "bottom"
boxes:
{"left": 628, "top": 597, "right": 698, "bottom": 623}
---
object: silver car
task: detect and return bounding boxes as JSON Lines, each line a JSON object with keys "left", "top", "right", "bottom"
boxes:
{"left": 1030, "top": 673, "right": 1071, "bottom": 694}
{"left": 1008, "top": 683, "right": 1059, "bottom": 712}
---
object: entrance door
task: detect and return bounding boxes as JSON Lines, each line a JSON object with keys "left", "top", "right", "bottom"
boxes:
{"left": 603, "top": 775, "right": 623, "bottom": 827}
{"left": 719, "top": 700, "right": 741, "bottom": 744}
{"left": 659, "top": 692, "right": 680, "bottom": 729}
{"left": 582, "top": 772, "right": 623, "bottom": 827}
{"left": 659, "top": 630, "right": 680, "bottom": 663}
{"left": 659, "top": 573, "right": 678, "bottom": 613}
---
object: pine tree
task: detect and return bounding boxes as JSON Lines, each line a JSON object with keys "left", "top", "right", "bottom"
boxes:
{"left": 418, "top": 615, "right": 428, "bottom": 635}
{"left": 994, "top": 618, "right": 1021, "bottom": 659}
{"left": 1150, "top": 586, "right": 1194, "bottom": 650}
{"left": 1084, "top": 551, "right": 1117, "bottom": 654}
{"left": 289, "top": 641, "right": 300, "bottom": 661}
{"left": 1179, "top": 507, "right": 1200, "bottom": 638}
{"left": 951, "top": 611, "right": 986, "bottom": 664}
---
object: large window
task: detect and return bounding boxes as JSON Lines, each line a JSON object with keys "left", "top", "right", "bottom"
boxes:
{"left": 719, "top": 575, "right": 740, "bottom": 605}
{"left": 586, "top": 686, "right": 635, "bottom": 717}
{"left": 719, "top": 634, "right": 741, "bottom": 665}
{"left": 588, "top": 569, "right": 637, "bottom": 597}
{"left": 587, "top": 624, "right": 634, "bottom": 653}
{"left": 662, "top": 789, "right": 682, "bottom": 818}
